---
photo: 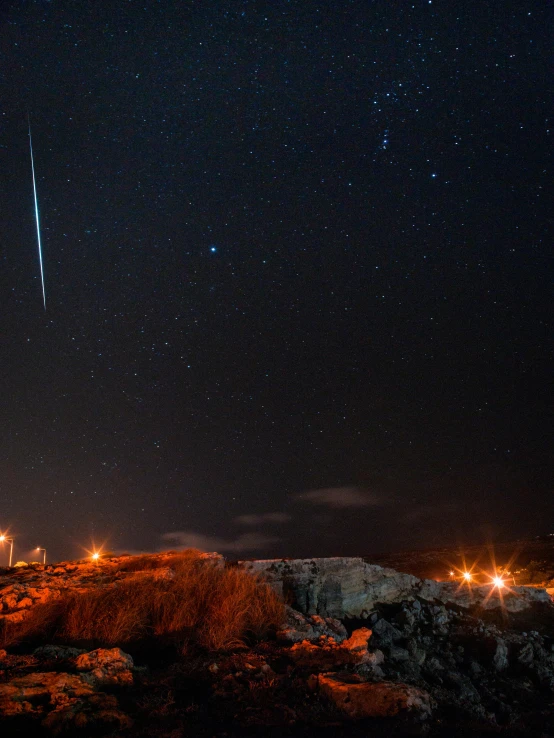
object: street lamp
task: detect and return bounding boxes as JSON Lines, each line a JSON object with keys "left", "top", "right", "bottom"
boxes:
{"left": 0, "top": 535, "right": 14, "bottom": 567}
{"left": 36, "top": 547, "right": 46, "bottom": 565}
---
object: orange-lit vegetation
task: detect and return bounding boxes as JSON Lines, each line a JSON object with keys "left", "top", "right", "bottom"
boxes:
{"left": 115, "top": 549, "right": 202, "bottom": 572}
{"left": 0, "top": 551, "right": 284, "bottom": 653}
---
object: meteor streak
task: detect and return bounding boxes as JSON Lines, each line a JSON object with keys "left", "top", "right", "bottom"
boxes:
{"left": 28, "top": 117, "right": 46, "bottom": 310}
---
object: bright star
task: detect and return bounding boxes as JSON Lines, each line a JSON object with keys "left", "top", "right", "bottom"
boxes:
{"left": 210, "top": 246, "right": 217, "bottom": 253}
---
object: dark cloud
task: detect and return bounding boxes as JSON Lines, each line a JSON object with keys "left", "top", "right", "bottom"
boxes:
{"left": 160, "top": 530, "right": 280, "bottom": 554}
{"left": 234, "top": 512, "right": 291, "bottom": 526}
{"left": 294, "top": 487, "right": 383, "bottom": 509}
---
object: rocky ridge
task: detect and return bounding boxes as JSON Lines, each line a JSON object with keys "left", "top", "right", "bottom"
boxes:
{"left": 240, "top": 556, "right": 552, "bottom": 617}
{"left": 1, "top": 553, "right": 554, "bottom": 736}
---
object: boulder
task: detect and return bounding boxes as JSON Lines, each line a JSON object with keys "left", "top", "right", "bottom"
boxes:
{"left": 74, "top": 648, "right": 134, "bottom": 686}
{"left": 42, "top": 691, "right": 132, "bottom": 733}
{"left": 34, "top": 645, "right": 86, "bottom": 662}
{"left": 315, "top": 672, "right": 433, "bottom": 720}
{"left": 16, "top": 597, "right": 33, "bottom": 609}
{"left": 371, "top": 618, "right": 403, "bottom": 646}
{"left": 290, "top": 628, "right": 374, "bottom": 669}
{"left": 492, "top": 639, "right": 509, "bottom": 672}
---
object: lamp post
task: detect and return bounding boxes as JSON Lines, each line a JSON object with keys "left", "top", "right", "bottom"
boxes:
{"left": 0, "top": 535, "right": 14, "bottom": 567}
{"left": 36, "top": 547, "right": 46, "bottom": 565}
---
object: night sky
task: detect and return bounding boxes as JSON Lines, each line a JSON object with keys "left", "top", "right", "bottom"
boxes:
{"left": 0, "top": 1, "right": 552, "bottom": 565}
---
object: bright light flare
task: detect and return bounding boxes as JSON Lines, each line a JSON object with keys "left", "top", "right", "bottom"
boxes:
{"left": 492, "top": 576, "right": 505, "bottom": 589}
{"left": 91, "top": 552, "right": 100, "bottom": 561}
{"left": 463, "top": 571, "right": 472, "bottom": 582}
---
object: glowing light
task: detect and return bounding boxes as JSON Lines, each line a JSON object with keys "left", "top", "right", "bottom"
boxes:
{"left": 0, "top": 534, "right": 15, "bottom": 567}
{"left": 492, "top": 576, "right": 505, "bottom": 589}
{"left": 91, "top": 552, "right": 100, "bottom": 561}
{"left": 449, "top": 571, "right": 454, "bottom": 576}
{"left": 463, "top": 571, "right": 472, "bottom": 582}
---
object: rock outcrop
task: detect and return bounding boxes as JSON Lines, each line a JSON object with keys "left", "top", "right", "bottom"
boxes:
{"left": 0, "top": 647, "right": 135, "bottom": 731}
{"left": 314, "top": 673, "right": 433, "bottom": 720}
{"left": 240, "top": 557, "right": 552, "bottom": 618}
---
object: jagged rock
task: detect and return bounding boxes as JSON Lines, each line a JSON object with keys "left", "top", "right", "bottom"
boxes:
{"left": 16, "top": 597, "right": 33, "bottom": 609}
{"left": 516, "top": 641, "right": 534, "bottom": 667}
{"left": 315, "top": 672, "right": 433, "bottom": 720}
{"left": 2, "top": 592, "right": 18, "bottom": 610}
{"left": 389, "top": 645, "right": 410, "bottom": 663}
{"left": 277, "top": 605, "right": 348, "bottom": 643}
{"left": 487, "top": 638, "right": 509, "bottom": 671}
{"left": 42, "top": 691, "right": 132, "bottom": 734}
{"left": 0, "top": 671, "right": 90, "bottom": 713}
{"left": 424, "top": 657, "right": 444, "bottom": 674}
{"left": 74, "top": 648, "right": 134, "bottom": 686}
{"left": 239, "top": 557, "right": 419, "bottom": 618}
{"left": 0, "top": 670, "right": 131, "bottom": 732}
{"left": 371, "top": 618, "right": 402, "bottom": 646}
{"left": 289, "top": 628, "right": 374, "bottom": 669}
{"left": 240, "top": 557, "right": 552, "bottom": 618}
{"left": 393, "top": 605, "right": 417, "bottom": 630}
{"left": 342, "top": 627, "right": 373, "bottom": 657}
{"left": 34, "top": 645, "right": 86, "bottom": 662}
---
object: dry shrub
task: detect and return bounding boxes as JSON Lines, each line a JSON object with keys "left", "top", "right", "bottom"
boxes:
{"left": 3, "top": 558, "right": 284, "bottom": 653}
{"left": 0, "top": 596, "right": 66, "bottom": 649}
{"left": 116, "top": 549, "right": 202, "bottom": 573}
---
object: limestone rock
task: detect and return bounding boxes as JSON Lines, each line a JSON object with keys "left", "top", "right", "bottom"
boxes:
{"left": 0, "top": 671, "right": 96, "bottom": 717}
{"left": 16, "top": 597, "right": 33, "bottom": 609}
{"left": 239, "top": 557, "right": 552, "bottom": 618}
{"left": 341, "top": 627, "right": 373, "bottom": 659}
{"left": 290, "top": 628, "right": 374, "bottom": 669}
{"left": 74, "top": 648, "right": 134, "bottom": 686}
{"left": 42, "top": 690, "right": 132, "bottom": 734}
{"left": 315, "top": 672, "right": 433, "bottom": 720}
{"left": 0, "top": 670, "right": 132, "bottom": 732}
{"left": 371, "top": 618, "right": 403, "bottom": 645}
{"left": 492, "top": 639, "right": 509, "bottom": 672}
{"left": 240, "top": 557, "right": 419, "bottom": 618}
{"left": 34, "top": 645, "right": 86, "bottom": 662}
{"left": 277, "top": 605, "right": 348, "bottom": 643}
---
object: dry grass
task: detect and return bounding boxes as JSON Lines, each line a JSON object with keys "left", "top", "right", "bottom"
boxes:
{"left": 1, "top": 555, "right": 284, "bottom": 653}
{"left": 115, "top": 549, "right": 203, "bottom": 573}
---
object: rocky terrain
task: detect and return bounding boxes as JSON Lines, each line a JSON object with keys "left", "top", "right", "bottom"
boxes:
{"left": 1, "top": 552, "right": 554, "bottom": 736}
